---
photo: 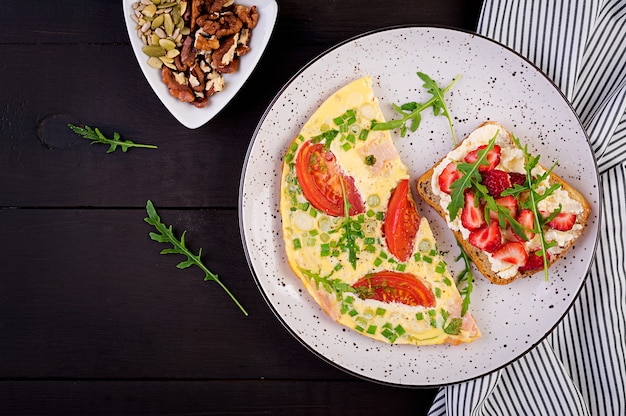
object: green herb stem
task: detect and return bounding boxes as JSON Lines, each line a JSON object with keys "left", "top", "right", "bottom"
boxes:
{"left": 455, "top": 242, "right": 473, "bottom": 317}
{"left": 372, "top": 73, "right": 461, "bottom": 144}
{"left": 144, "top": 200, "right": 248, "bottom": 316}
{"left": 68, "top": 124, "right": 157, "bottom": 153}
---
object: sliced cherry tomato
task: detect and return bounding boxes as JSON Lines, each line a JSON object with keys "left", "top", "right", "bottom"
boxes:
{"left": 352, "top": 271, "right": 435, "bottom": 307}
{"left": 295, "top": 140, "right": 365, "bottom": 217}
{"left": 383, "top": 179, "right": 421, "bottom": 262}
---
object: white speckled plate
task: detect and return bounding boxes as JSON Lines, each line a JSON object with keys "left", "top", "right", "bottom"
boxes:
{"left": 239, "top": 26, "right": 601, "bottom": 386}
{"left": 122, "top": 0, "right": 278, "bottom": 129}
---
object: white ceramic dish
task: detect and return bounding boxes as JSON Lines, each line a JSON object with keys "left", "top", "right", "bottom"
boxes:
{"left": 239, "top": 26, "right": 601, "bottom": 386}
{"left": 122, "top": 0, "right": 278, "bottom": 129}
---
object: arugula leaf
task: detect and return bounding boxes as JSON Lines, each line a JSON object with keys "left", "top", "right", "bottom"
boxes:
{"left": 68, "top": 124, "right": 157, "bottom": 153}
{"left": 299, "top": 268, "right": 355, "bottom": 300}
{"left": 447, "top": 132, "right": 499, "bottom": 220}
{"left": 338, "top": 177, "right": 360, "bottom": 269}
{"left": 440, "top": 309, "right": 463, "bottom": 335}
{"left": 311, "top": 129, "right": 339, "bottom": 150}
{"left": 144, "top": 200, "right": 248, "bottom": 316}
{"left": 372, "top": 73, "right": 460, "bottom": 144}
{"left": 455, "top": 242, "right": 474, "bottom": 317}
{"left": 417, "top": 72, "right": 458, "bottom": 145}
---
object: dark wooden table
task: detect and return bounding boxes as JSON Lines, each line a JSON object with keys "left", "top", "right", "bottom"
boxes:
{"left": 0, "top": 1, "right": 482, "bottom": 414}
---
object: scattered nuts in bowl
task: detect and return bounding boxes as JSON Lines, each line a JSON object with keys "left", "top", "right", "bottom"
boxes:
{"left": 130, "top": 0, "right": 258, "bottom": 108}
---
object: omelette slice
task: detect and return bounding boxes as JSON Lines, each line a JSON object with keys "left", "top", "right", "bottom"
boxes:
{"left": 280, "top": 77, "right": 480, "bottom": 345}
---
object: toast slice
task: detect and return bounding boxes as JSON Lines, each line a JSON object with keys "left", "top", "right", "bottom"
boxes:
{"left": 416, "top": 121, "right": 591, "bottom": 284}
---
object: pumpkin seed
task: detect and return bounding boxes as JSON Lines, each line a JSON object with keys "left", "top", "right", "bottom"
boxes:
{"left": 163, "top": 14, "right": 174, "bottom": 36}
{"left": 163, "top": 61, "right": 177, "bottom": 70}
{"left": 166, "top": 48, "right": 180, "bottom": 58}
{"left": 142, "top": 44, "right": 166, "bottom": 57}
{"left": 141, "top": 4, "right": 157, "bottom": 17}
{"left": 171, "top": 5, "right": 180, "bottom": 24}
{"left": 151, "top": 14, "right": 164, "bottom": 29}
{"left": 180, "top": 1, "right": 187, "bottom": 15}
{"left": 147, "top": 56, "right": 163, "bottom": 68}
{"left": 159, "top": 38, "right": 176, "bottom": 51}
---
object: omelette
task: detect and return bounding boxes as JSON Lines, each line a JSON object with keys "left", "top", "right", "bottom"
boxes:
{"left": 279, "top": 77, "right": 480, "bottom": 345}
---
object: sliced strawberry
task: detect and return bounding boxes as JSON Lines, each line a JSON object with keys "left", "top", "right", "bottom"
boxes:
{"left": 438, "top": 162, "right": 461, "bottom": 194}
{"left": 492, "top": 241, "right": 529, "bottom": 267}
{"left": 468, "top": 220, "right": 502, "bottom": 253}
{"left": 481, "top": 169, "right": 511, "bottom": 196}
{"left": 464, "top": 144, "right": 501, "bottom": 171}
{"left": 548, "top": 212, "right": 576, "bottom": 231}
{"left": 501, "top": 226, "right": 520, "bottom": 242}
{"left": 491, "top": 195, "right": 518, "bottom": 221}
{"left": 515, "top": 209, "right": 535, "bottom": 241}
{"left": 489, "top": 195, "right": 517, "bottom": 223}
{"left": 519, "top": 250, "right": 550, "bottom": 272}
{"left": 509, "top": 172, "right": 526, "bottom": 187}
{"left": 461, "top": 191, "right": 486, "bottom": 230}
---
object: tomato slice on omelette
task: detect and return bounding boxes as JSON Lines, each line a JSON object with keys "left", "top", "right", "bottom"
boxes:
{"left": 279, "top": 76, "right": 480, "bottom": 345}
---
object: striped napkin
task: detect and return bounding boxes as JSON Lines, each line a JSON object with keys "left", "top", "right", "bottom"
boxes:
{"left": 428, "top": 1, "right": 626, "bottom": 415}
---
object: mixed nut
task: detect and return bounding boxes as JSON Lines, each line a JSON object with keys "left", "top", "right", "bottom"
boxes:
{"left": 131, "top": 0, "right": 259, "bottom": 108}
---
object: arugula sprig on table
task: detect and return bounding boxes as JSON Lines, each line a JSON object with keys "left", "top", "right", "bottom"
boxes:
{"left": 501, "top": 136, "right": 563, "bottom": 281}
{"left": 144, "top": 200, "right": 248, "bottom": 316}
{"left": 68, "top": 124, "right": 157, "bottom": 153}
{"left": 371, "top": 72, "right": 460, "bottom": 144}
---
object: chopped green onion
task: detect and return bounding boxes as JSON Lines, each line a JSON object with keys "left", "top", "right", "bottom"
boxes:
{"left": 367, "top": 194, "right": 380, "bottom": 207}
{"left": 381, "top": 328, "right": 397, "bottom": 343}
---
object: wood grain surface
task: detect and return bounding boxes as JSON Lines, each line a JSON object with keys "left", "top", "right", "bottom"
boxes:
{"left": 0, "top": 0, "right": 482, "bottom": 414}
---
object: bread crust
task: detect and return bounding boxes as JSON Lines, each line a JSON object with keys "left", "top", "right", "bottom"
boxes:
{"left": 416, "top": 121, "right": 591, "bottom": 285}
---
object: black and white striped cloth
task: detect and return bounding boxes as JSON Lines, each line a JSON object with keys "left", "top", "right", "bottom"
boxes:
{"left": 428, "top": 1, "right": 626, "bottom": 415}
